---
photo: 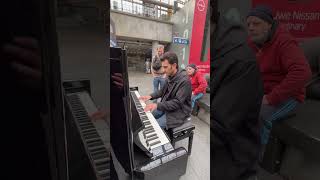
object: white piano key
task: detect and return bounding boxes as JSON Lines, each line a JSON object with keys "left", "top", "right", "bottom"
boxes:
{"left": 133, "top": 91, "right": 170, "bottom": 151}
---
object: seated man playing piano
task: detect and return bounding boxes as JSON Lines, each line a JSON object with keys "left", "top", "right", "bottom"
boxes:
{"left": 139, "top": 52, "right": 192, "bottom": 129}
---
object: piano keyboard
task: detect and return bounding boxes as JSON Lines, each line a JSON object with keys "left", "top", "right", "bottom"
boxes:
{"left": 131, "top": 90, "right": 173, "bottom": 157}
{"left": 66, "top": 92, "right": 110, "bottom": 180}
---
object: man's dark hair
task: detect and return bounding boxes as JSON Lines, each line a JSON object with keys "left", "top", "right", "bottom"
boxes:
{"left": 160, "top": 51, "right": 179, "bottom": 69}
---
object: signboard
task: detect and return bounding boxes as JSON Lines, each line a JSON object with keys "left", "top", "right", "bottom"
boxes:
{"left": 189, "top": 0, "right": 210, "bottom": 74}
{"left": 173, "top": 37, "right": 189, "bottom": 44}
{"left": 252, "top": 0, "right": 320, "bottom": 40}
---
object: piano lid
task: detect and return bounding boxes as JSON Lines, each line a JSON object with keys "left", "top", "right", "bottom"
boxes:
{"left": 110, "top": 47, "right": 135, "bottom": 176}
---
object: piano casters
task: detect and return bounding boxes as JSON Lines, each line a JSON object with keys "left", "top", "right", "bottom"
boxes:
{"left": 167, "top": 120, "right": 195, "bottom": 156}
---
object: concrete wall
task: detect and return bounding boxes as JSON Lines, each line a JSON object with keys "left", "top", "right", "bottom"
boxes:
{"left": 110, "top": 10, "right": 173, "bottom": 43}
{"left": 169, "top": 0, "right": 195, "bottom": 69}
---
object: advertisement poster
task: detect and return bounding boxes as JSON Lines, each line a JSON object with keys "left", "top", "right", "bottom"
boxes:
{"left": 252, "top": 0, "right": 320, "bottom": 40}
{"left": 189, "top": 0, "right": 210, "bottom": 74}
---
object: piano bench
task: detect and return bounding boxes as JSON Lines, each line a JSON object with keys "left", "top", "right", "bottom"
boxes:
{"left": 167, "top": 119, "right": 195, "bottom": 156}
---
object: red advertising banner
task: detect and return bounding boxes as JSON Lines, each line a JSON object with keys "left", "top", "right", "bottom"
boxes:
{"left": 252, "top": 0, "right": 320, "bottom": 40}
{"left": 189, "top": 0, "right": 210, "bottom": 74}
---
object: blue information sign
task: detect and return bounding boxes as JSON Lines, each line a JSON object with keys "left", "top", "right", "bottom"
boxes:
{"left": 173, "top": 37, "right": 189, "bottom": 45}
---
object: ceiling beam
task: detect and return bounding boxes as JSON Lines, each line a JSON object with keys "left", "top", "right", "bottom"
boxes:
{"left": 141, "top": 0, "right": 173, "bottom": 9}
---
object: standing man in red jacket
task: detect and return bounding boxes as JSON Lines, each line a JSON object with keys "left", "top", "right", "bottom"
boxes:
{"left": 186, "top": 64, "right": 208, "bottom": 109}
{"left": 246, "top": 5, "right": 312, "bottom": 149}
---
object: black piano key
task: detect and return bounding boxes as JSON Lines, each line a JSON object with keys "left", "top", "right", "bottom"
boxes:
{"left": 145, "top": 128, "right": 155, "bottom": 134}
{"left": 85, "top": 137, "right": 101, "bottom": 143}
{"left": 80, "top": 124, "right": 94, "bottom": 129}
{"left": 80, "top": 125, "right": 95, "bottom": 130}
{"left": 72, "top": 108, "right": 84, "bottom": 111}
{"left": 143, "top": 127, "right": 152, "bottom": 137}
{"left": 94, "top": 157, "right": 110, "bottom": 167}
{"left": 70, "top": 104, "right": 80, "bottom": 107}
{"left": 81, "top": 127, "right": 97, "bottom": 133}
{"left": 79, "top": 122, "right": 94, "bottom": 127}
{"left": 143, "top": 124, "right": 151, "bottom": 128}
{"left": 79, "top": 122, "right": 92, "bottom": 126}
{"left": 97, "top": 171, "right": 110, "bottom": 180}
{"left": 69, "top": 100, "right": 80, "bottom": 104}
{"left": 72, "top": 106, "right": 84, "bottom": 110}
{"left": 141, "top": 119, "right": 149, "bottom": 123}
{"left": 143, "top": 125, "right": 154, "bottom": 131}
{"left": 77, "top": 118, "right": 89, "bottom": 122}
{"left": 141, "top": 120, "right": 149, "bottom": 123}
{"left": 143, "top": 129, "right": 153, "bottom": 135}
{"left": 87, "top": 140, "right": 104, "bottom": 148}
{"left": 78, "top": 120, "right": 91, "bottom": 124}
{"left": 83, "top": 130, "right": 98, "bottom": 135}
{"left": 97, "top": 169, "right": 110, "bottom": 177}
{"left": 144, "top": 121, "right": 151, "bottom": 125}
{"left": 83, "top": 133, "right": 98, "bottom": 139}
{"left": 82, "top": 128, "right": 97, "bottom": 134}
{"left": 146, "top": 137, "right": 159, "bottom": 146}
{"left": 88, "top": 145, "right": 106, "bottom": 151}
{"left": 80, "top": 125, "right": 95, "bottom": 131}
{"left": 90, "top": 146, "right": 107, "bottom": 154}
{"left": 144, "top": 126, "right": 154, "bottom": 131}
{"left": 142, "top": 119, "right": 149, "bottom": 122}
{"left": 91, "top": 151, "right": 109, "bottom": 160}
{"left": 77, "top": 117, "right": 90, "bottom": 121}
{"left": 149, "top": 140, "right": 161, "bottom": 147}
{"left": 146, "top": 135, "right": 158, "bottom": 142}
{"left": 139, "top": 114, "right": 147, "bottom": 117}
{"left": 73, "top": 109, "right": 86, "bottom": 113}
{"left": 75, "top": 115, "right": 89, "bottom": 119}
{"left": 146, "top": 133, "right": 157, "bottom": 139}
{"left": 141, "top": 117, "right": 149, "bottom": 121}
{"left": 87, "top": 140, "right": 103, "bottom": 147}
{"left": 94, "top": 161, "right": 110, "bottom": 173}
{"left": 91, "top": 153, "right": 109, "bottom": 162}
{"left": 83, "top": 129, "right": 97, "bottom": 135}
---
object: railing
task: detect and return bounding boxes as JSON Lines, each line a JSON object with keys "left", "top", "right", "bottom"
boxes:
{"left": 111, "top": 0, "right": 173, "bottom": 21}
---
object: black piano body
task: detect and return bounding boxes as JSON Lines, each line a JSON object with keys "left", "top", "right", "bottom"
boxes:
{"left": 110, "top": 47, "right": 189, "bottom": 180}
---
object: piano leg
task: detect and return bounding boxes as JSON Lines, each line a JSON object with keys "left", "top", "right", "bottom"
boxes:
{"left": 188, "top": 131, "right": 194, "bottom": 155}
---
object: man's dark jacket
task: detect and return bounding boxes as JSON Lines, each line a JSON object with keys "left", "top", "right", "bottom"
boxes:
{"left": 151, "top": 69, "right": 192, "bottom": 128}
{"left": 211, "top": 17, "right": 264, "bottom": 180}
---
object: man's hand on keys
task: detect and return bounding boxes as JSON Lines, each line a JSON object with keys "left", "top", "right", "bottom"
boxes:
{"left": 89, "top": 108, "right": 107, "bottom": 121}
{"left": 139, "top": 95, "right": 152, "bottom": 102}
{"left": 144, "top": 103, "right": 157, "bottom": 112}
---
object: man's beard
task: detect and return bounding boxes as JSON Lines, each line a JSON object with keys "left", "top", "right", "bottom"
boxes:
{"left": 252, "top": 30, "right": 269, "bottom": 45}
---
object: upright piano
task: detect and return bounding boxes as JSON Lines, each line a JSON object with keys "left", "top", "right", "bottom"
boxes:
{"left": 63, "top": 82, "right": 111, "bottom": 180}
{"left": 110, "top": 47, "right": 189, "bottom": 180}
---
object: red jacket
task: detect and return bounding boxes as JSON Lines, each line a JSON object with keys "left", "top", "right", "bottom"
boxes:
{"left": 248, "top": 24, "right": 312, "bottom": 105}
{"left": 190, "top": 71, "right": 207, "bottom": 95}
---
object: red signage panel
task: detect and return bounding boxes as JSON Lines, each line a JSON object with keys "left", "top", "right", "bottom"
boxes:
{"left": 252, "top": 0, "right": 320, "bottom": 40}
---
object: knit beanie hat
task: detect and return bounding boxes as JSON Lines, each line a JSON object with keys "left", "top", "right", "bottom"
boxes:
{"left": 247, "top": 5, "right": 274, "bottom": 24}
{"left": 186, "top": 64, "right": 197, "bottom": 70}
